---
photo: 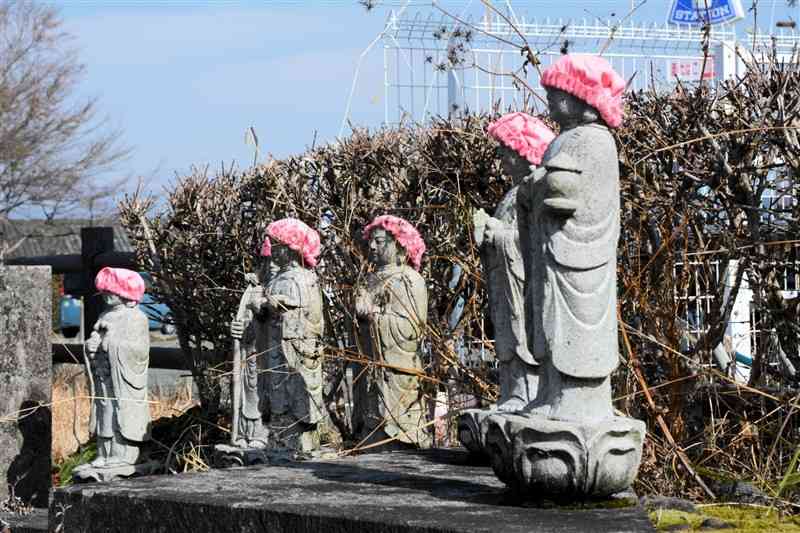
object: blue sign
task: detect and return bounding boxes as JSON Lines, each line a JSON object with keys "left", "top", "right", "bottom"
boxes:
{"left": 668, "top": 0, "right": 745, "bottom": 26}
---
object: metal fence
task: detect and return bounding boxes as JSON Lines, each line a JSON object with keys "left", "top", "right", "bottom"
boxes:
{"left": 382, "top": 10, "right": 737, "bottom": 124}
{"left": 673, "top": 245, "right": 799, "bottom": 366}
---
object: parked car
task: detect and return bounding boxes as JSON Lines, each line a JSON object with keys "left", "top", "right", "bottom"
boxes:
{"left": 59, "top": 272, "right": 175, "bottom": 338}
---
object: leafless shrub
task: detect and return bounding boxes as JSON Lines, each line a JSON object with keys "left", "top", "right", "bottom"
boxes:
{"left": 0, "top": 0, "right": 129, "bottom": 255}
{"left": 120, "top": 49, "right": 800, "bottom": 499}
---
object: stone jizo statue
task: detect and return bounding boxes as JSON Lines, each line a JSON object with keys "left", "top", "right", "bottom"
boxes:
{"left": 74, "top": 267, "right": 151, "bottom": 482}
{"left": 458, "top": 113, "right": 555, "bottom": 457}
{"left": 261, "top": 218, "right": 325, "bottom": 453}
{"left": 353, "top": 215, "right": 430, "bottom": 448}
{"left": 482, "top": 55, "right": 646, "bottom": 499}
{"left": 228, "top": 243, "right": 271, "bottom": 449}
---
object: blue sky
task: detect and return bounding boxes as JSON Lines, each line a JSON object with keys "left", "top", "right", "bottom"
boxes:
{"left": 53, "top": 0, "right": 799, "bottom": 200}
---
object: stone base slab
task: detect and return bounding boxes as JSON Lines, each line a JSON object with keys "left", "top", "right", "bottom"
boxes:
{"left": 213, "top": 444, "right": 269, "bottom": 468}
{"left": 72, "top": 460, "right": 161, "bottom": 484}
{"left": 0, "top": 510, "right": 48, "bottom": 533}
{"left": 51, "top": 449, "right": 653, "bottom": 532}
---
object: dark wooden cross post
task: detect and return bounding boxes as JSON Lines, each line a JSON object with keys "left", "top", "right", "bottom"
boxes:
{"left": 80, "top": 227, "right": 115, "bottom": 340}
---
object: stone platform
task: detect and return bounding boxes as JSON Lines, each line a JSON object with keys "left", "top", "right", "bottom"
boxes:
{"left": 51, "top": 449, "right": 654, "bottom": 533}
{"left": 0, "top": 510, "right": 48, "bottom": 533}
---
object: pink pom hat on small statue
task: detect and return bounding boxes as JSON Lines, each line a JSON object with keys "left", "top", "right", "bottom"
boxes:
{"left": 540, "top": 54, "right": 626, "bottom": 129}
{"left": 95, "top": 267, "right": 145, "bottom": 303}
{"left": 261, "top": 218, "right": 321, "bottom": 268}
{"left": 487, "top": 113, "right": 555, "bottom": 165}
{"left": 363, "top": 215, "right": 426, "bottom": 271}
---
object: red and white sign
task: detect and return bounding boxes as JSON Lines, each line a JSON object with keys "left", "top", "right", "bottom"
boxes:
{"left": 668, "top": 58, "right": 716, "bottom": 81}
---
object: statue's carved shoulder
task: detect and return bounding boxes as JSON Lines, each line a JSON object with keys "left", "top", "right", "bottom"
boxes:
{"left": 544, "top": 151, "right": 581, "bottom": 174}
{"left": 546, "top": 125, "right": 615, "bottom": 170}
{"left": 401, "top": 265, "right": 426, "bottom": 293}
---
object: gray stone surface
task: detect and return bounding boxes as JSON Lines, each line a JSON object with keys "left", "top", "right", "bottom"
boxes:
{"left": 354, "top": 222, "right": 430, "bottom": 448}
{"left": 229, "top": 266, "right": 270, "bottom": 449}
{"left": 79, "top": 285, "right": 151, "bottom": 482}
{"left": 0, "top": 510, "right": 48, "bottom": 533}
{"left": 51, "top": 449, "right": 654, "bottom": 533}
{"left": 483, "top": 82, "right": 645, "bottom": 499}
{"left": 474, "top": 145, "right": 539, "bottom": 411}
{"left": 459, "top": 142, "right": 545, "bottom": 458}
{"left": 262, "top": 244, "right": 324, "bottom": 454}
{"left": 0, "top": 266, "right": 52, "bottom": 508}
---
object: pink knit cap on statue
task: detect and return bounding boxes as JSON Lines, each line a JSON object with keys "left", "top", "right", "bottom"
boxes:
{"left": 540, "top": 54, "right": 626, "bottom": 128}
{"left": 362, "top": 215, "right": 426, "bottom": 271}
{"left": 265, "top": 218, "right": 321, "bottom": 268}
{"left": 487, "top": 113, "right": 555, "bottom": 165}
{"left": 95, "top": 267, "right": 145, "bottom": 303}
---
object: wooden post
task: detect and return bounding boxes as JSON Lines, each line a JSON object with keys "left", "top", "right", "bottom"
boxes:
{"left": 80, "top": 227, "right": 115, "bottom": 340}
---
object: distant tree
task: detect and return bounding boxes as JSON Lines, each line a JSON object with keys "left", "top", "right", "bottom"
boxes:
{"left": 0, "top": 0, "right": 129, "bottom": 256}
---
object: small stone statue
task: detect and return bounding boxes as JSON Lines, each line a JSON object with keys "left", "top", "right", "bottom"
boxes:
{"left": 458, "top": 113, "right": 555, "bottom": 457}
{"left": 74, "top": 267, "right": 153, "bottom": 482}
{"left": 228, "top": 243, "right": 271, "bottom": 450}
{"left": 262, "top": 218, "right": 325, "bottom": 454}
{"left": 353, "top": 215, "right": 430, "bottom": 448}
{"left": 483, "top": 55, "right": 646, "bottom": 499}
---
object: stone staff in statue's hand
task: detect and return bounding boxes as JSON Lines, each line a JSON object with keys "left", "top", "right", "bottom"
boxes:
{"left": 85, "top": 319, "right": 110, "bottom": 354}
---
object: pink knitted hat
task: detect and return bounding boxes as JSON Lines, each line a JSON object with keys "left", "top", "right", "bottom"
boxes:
{"left": 265, "top": 218, "right": 321, "bottom": 268}
{"left": 363, "top": 215, "right": 426, "bottom": 271}
{"left": 95, "top": 267, "right": 145, "bottom": 303}
{"left": 487, "top": 113, "right": 555, "bottom": 165}
{"left": 540, "top": 55, "right": 625, "bottom": 128}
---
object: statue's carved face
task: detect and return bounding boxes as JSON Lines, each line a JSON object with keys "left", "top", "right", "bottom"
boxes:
{"left": 498, "top": 145, "right": 530, "bottom": 180}
{"left": 101, "top": 293, "right": 123, "bottom": 308}
{"left": 368, "top": 228, "right": 398, "bottom": 268}
{"left": 546, "top": 88, "right": 580, "bottom": 126}
{"left": 546, "top": 88, "right": 599, "bottom": 128}
{"left": 269, "top": 243, "right": 295, "bottom": 274}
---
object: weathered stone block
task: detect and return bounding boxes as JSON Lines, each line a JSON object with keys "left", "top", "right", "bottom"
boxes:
{"left": 0, "top": 509, "right": 48, "bottom": 533}
{"left": 51, "top": 449, "right": 654, "bottom": 532}
{"left": 0, "top": 266, "right": 52, "bottom": 509}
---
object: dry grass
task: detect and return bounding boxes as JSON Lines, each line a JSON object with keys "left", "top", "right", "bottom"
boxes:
{"left": 51, "top": 364, "right": 197, "bottom": 461}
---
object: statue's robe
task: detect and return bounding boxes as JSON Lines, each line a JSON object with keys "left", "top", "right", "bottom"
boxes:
{"left": 522, "top": 123, "right": 620, "bottom": 379}
{"left": 481, "top": 185, "right": 538, "bottom": 407}
{"left": 94, "top": 305, "right": 150, "bottom": 442}
{"left": 265, "top": 266, "right": 324, "bottom": 425}
{"left": 355, "top": 264, "right": 429, "bottom": 446}
{"left": 237, "top": 282, "right": 269, "bottom": 438}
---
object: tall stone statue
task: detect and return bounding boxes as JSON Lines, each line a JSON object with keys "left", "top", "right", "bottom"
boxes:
{"left": 262, "top": 218, "right": 325, "bottom": 453}
{"left": 483, "top": 55, "right": 645, "bottom": 499}
{"left": 228, "top": 243, "right": 271, "bottom": 450}
{"left": 353, "top": 215, "right": 430, "bottom": 448}
{"left": 458, "top": 113, "right": 555, "bottom": 457}
{"left": 74, "top": 267, "right": 152, "bottom": 482}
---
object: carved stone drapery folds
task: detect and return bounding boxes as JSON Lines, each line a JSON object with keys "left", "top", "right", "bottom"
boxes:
{"left": 479, "top": 56, "right": 645, "bottom": 499}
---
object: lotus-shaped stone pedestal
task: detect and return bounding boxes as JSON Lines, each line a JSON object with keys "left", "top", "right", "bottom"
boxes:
{"left": 482, "top": 412, "right": 645, "bottom": 499}
{"left": 456, "top": 409, "right": 492, "bottom": 458}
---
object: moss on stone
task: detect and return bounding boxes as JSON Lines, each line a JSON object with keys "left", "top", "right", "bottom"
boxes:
{"left": 650, "top": 505, "right": 800, "bottom": 532}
